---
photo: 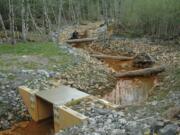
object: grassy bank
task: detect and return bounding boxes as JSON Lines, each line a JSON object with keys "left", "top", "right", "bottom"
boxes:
{"left": 0, "top": 42, "right": 72, "bottom": 71}
{"left": 0, "top": 42, "right": 62, "bottom": 56}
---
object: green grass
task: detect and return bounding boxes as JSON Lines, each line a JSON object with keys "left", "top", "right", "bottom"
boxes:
{"left": 0, "top": 42, "right": 73, "bottom": 71}
{"left": 66, "top": 99, "right": 81, "bottom": 107}
{"left": 0, "top": 42, "right": 64, "bottom": 57}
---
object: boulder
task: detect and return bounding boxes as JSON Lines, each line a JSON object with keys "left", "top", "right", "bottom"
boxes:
{"left": 159, "top": 124, "right": 179, "bottom": 135}
{"left": 133, "top": 53, "right": 155, "bottom": 68}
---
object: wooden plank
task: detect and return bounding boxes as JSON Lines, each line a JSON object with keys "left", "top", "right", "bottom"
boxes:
{"left": 54, "top": 105, "right": 88, "bottom": 133}
{"left": 98, "top": 98, "right": 119, "bottom": 108}
{"left": 19, "top": 86, "right": 53, "bottom": 121}
{"left": 88, "top": 96, "right": 119, "bottom": 109}
{"left": 36, "top": 97, "right": 53, "bottom": 120}
{"left": 18, "top": 86, "right": 39, "bottom": 121}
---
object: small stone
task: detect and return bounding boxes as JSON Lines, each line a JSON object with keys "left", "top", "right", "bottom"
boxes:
{"left": 128, "top": 121, "right": 137, "bottom": 128}
{"left": 111, "top": 129, "right": 126, "bottom": 135}
{"left": 106, "top": 119, "right": 112, "bottom": 124}
{"left": 8, "top": 113, "right": 13, "bottom": 120}
{"left": 37, "top": 70, "right": 50, "bottom": 78}
{"left": 92, "top": 133, "right": 101, "bottom": 135}
{"left": 108, "top": 114, "right": 114, "bottom": 119}
{"left": 159, "top": 124, "right": 179, "bottom": 135}
{"left": 96, "top": 128, "right": 106, "bottom": 134}
{"left": 0, "top": 96, "right": 3, "bottom": 101}
{"left": 128, "top": 128, "right": 143, "bottom": 135}
{"left": 151, "top": 101, "right": 158, "bottom": 106}
{"left": 1, "top": 86, "right": 5, "bottom": 89}
{"left": 94, "top": 108, "right": 109, "bottom": 115}
{"left": 119, "top": 118, "right": 127, "bottom": 124}
{"left": 118, "top": 111, "right": 125, "bottom": 117}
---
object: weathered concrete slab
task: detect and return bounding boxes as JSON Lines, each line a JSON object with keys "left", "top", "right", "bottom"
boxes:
{"left": 35, "top": 85, "right": 89, "bottom": 105}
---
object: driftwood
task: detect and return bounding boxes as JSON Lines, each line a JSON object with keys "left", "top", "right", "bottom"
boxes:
{"left": 115, "top": 66, "right": 165, "bottom": 78}
{"left": 91, "top": 54, "right": 134, "bottom": 61}
{"left": 66, "top": 38, "right": 97, "bottom": 44}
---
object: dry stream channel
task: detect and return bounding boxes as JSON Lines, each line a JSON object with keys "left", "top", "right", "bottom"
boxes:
{"left": 0, "top": 42, "right": 158, "bottom": 135}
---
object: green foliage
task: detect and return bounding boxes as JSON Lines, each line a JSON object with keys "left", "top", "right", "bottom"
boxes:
{"left": 0, "top": 0, "right": 179, "bottom": 38}
{"left": 119, "top": 0, "right": 180, "bottom": 38}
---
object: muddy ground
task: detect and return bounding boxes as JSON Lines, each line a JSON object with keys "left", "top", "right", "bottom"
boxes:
{"left": 60, "top": 38, "right": 180, "bottom": 135}
{"left": 0, "top": 37, "right": 179, "bottom": 134}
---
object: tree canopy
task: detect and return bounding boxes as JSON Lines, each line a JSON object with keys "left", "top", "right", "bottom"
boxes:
{"left": 0, "top": 0, "right": 179, "bottom": 42}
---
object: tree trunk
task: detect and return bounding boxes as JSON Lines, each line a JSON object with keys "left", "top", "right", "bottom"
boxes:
{"left": 0, "top": 13, "right": 8, "bottom": 39}
{"left": 91, "top": 54, "right": 133, "bottom": 61}
{"left": 21, "top": 0, "right": 26, "bottom": 41}
{"left": 9, "top": 0, "right": 16, "bottom": 45}
{"left": 66, "top": 38, "right": 97, "bottom": 44}
{"left": 43, "top": 0, "right": 52, "bottom": 34}
{"left": 27, "top": 1, "right": 42, "bottom": 34}
{"left": 57, "top": 0, "right": 63, "bottom": 43}
{"left": 115, "top": 66, "right": 165, "bottom": 78}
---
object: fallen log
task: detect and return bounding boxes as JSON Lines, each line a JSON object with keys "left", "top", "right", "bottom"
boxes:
{"left": 66, "top": 38, "right": 97, "bottom": 44}
{"left": 91, "top": 54, "right": 134, "bottom": 61}
{"left": 115, "top": 66, "right": 165, "bottom": 78}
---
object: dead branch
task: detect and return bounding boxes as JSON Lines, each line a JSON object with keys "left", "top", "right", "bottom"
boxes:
{"left": 115, "top": 66, "right": 165, "bottom": 78}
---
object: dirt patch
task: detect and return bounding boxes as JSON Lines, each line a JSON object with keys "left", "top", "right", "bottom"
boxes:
{"left": 103, "top": 76, "right": 157, "bottom": 106}
{"left": 0, "top": 119, "right": 53, "bottom": 135}
{"left": 100, "top": 58, "right": 158, "bottom": 105}
{"left": 101, "top": 59, "right": 134, "bottom": 72}
{"left": 19, "top": 55, "right": 49, "bottom": 65}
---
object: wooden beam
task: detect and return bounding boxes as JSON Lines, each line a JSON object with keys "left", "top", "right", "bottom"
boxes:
{"left": 115, "top": 66, "right": 165, "bottom": 78}
{"left": 91, "top": 54, "right": 134, "bottom": 61}
{"left": 54, "top": 105, "right": 88, "bottom": 133}
{"left": 19, "top": 86, "right": 53, "bottom": 121}
{"left": 66, "top": 38, "right": 97, "bottom": 44}
{"left": 87, "top": 96, "right": 118, "bottom": 109}
{"left": 18, "top": 86, "right": 39, "bottom": 121}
